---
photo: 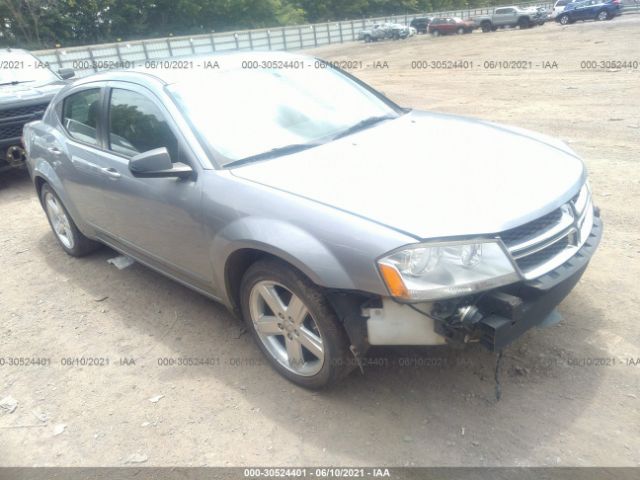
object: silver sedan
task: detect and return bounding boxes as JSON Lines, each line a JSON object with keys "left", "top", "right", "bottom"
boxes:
{"left": 24, "top": 52, "right": 601, "bottom": 388}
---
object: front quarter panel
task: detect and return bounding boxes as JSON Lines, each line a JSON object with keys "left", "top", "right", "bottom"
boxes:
{"left": 202, "top": 171, "right": 416, "bottom": 302}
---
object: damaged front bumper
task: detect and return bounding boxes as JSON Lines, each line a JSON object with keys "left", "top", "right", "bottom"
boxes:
{"left": 330, "top": 212, "right": 603, "bottom": 355}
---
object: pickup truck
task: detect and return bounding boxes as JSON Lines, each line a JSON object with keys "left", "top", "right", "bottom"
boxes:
{"left": 474, "top": 6, "right": 547, "bottom": 32}
{"left": 0, "top": 48, "right": 74, "bottom": 173}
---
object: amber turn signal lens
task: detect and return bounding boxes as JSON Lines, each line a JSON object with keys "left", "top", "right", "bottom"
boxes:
{"left": 379, "top": 263, "right": 410, "bottom": 299}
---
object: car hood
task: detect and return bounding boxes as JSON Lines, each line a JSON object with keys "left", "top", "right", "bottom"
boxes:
{"left": 230, "top": 110, "right": 585, "bottom": 239}
{"left": 0, "top": 80, "right": 65, "bottom": 104}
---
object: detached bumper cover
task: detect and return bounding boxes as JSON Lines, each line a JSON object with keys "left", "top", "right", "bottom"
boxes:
{"left": 475, "top": 214, "right": 602, "bottom": 351}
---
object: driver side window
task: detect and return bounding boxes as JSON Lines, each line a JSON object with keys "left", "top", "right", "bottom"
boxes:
{"left": 108, "top": 88, "right": 179, "bottom": 161}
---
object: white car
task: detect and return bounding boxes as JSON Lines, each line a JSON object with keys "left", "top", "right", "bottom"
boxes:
{"left": 552, "top": 0, "right": 574, "bottom": 18}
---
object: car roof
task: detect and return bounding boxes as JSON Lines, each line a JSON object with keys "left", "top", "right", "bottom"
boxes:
{"left": 72, "top": 51, "right": 313, "bottom": 88}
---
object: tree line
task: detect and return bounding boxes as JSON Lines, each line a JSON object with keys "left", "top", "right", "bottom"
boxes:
{"left": 1, "top": 0, "right": 521, "bottom": 49}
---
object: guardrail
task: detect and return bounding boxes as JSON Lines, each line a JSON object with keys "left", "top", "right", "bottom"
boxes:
{"left": 32, "top": 0, "right": 638, "bottom": 77}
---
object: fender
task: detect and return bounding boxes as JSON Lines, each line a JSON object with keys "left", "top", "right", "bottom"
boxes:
{"left": 211, "top": 217, "right": 357, "bottom": 302}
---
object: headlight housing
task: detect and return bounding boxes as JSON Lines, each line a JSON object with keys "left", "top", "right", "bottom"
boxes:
{"left": 378, "top": 240, "right": 520, "bottom": 301}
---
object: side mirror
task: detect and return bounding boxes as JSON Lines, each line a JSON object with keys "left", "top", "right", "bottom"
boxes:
{"left": 129, "top": 147, "right": 193, "bottom": 179}
{"left": 58, "top": 68, "right": 75, "bottom": 80}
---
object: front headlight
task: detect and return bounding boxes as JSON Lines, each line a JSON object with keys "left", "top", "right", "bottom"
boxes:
{"left": 377, "top": 240, "right": 520, "bottom": 301}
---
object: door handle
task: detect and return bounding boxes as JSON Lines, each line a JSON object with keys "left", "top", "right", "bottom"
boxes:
{"left": 47, "top": 147, "right": 62, "bottom": 155}
{"left": 101, "top": 167, "right": 121, "bottom": 179}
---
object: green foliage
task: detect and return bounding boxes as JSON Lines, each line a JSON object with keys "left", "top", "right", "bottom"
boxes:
{"left": 0, "top": 0, "right": 530, "bottom": 48}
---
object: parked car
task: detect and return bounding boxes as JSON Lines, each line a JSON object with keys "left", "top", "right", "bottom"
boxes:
{"left": 387, "top": 23, "right": 415, "bottom": 39}
{"left": 0, "top": 48, "right": 74, "bottom": 173}
{"left": 532, "top": 6, "right": 552, "bottom": 20}
{"left": 474, "top": 6, "right": 546, "bottom": 32}
{"left": 357, "top": 24, "right": 389, "bottom": 42}
{"left": 24, "top": 52, "right": 602, "bottom": 389}
{"left": 428, "top": 17, "right": 475, "bottom": 36}
{"left": 410, "top": 16, "right": 433, "bottom": 33}
{"left": 556, "top": 0, "right": 622, "bottom": 24}
{"left": 551, "top": 0, "right": 575, "bottom": 18}
{"left": 357, "top": 23, "right": 414, "bottom": 41}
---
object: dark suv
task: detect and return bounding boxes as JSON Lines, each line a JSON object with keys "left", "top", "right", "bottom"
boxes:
{"left": 410, "top": 17, "right": 433, "bottom": 34}
{"left": 0, "top": 48, "right": 74, "bottom": 173}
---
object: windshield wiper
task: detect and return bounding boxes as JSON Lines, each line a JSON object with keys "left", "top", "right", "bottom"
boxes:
{"left": 224, "top": 142, "right": 322, "bottom": 168}
{"left": 331, "top": 114, "right": 396, "bottom": 140}
{"left": 0, "top": 80, "right": 35, "bottom": 87}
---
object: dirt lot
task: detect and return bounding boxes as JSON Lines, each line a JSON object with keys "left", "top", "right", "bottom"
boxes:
{"left": 1, "top": 16, "right": 639, "bottom": 467}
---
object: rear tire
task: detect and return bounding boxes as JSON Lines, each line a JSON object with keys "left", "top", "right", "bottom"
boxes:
{"left": 40, "top": 184, "right": 100, "bottom": 257}
{"left": 240, "top": 259, "right": 353, "bottom": 389}
{"left": 456, "top": 27, "right": 464, "bottom": 35}
{"left": 481, "top": 22, "right": 492, "bottom": 32}
{"left": 559, "top": 14, "right": 570, "bottom": 25}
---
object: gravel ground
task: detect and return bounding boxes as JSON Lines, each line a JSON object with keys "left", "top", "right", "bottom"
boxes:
{"left": 1, "top": 15, "right": 639, "bottom": 467}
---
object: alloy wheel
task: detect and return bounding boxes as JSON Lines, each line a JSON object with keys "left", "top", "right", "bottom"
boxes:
{"left": 44, "top": 192, "right": 75, "bottom": 249}
{"left": 249, "top": 281, "right": 324, "bottom": 376}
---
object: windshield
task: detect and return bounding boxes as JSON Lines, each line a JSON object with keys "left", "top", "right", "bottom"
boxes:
{"left": 0, "top": 52, "right": 60, "bottom": 85}
{"left": 167, "top": 63, "right": 398, "bottom": 164}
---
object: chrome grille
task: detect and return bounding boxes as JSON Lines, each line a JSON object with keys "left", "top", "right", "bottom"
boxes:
{"left": 500, "top": 184, "right": 593, "bottom": 279}
{"left": 500, "top": 208, "right": 563, "bottom": 246}
{"left": 514, "top": 237, "right": 570, "bottom": 271}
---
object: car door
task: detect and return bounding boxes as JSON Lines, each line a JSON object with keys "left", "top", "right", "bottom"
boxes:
{"left": 494, "top": 8, "right": 511, "bottom": 26}
{"left": 91, "top": 81, "right": 212, "bottom": 288}
{"left": 53, "top": 84, "right": 111, "bottom": 228}
{"left": 573, "top": 1, "right": 590, "bottom": 18}
{"left": 589, "top": 0, "right": 603, "bottom": 16}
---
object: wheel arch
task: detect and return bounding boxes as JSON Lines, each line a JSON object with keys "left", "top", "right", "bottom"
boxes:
{"left": 34, "top": 174, "right": 47, "bottom": 202}
{"left": 31, "top": 163, "right": 96, "bottom": 239}
{"left": 215, "top": 219, "right": 358, "bottom": 315}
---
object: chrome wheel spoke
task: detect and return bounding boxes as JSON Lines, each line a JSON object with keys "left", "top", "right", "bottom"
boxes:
{"left": 46, "top": 197, "right": 60, "bottom": 218}
{"left": 285, "top": 336, "right": 304, "bottom": 369}
{"left": 298, "top": 327, "right": 323, "bottom": 359}
{"left": 257, "top": 284, "right": 285, "bottom": 317}
{"left": 286, "top": 296, "right": 307, "bottom": 326}
{"left": 60, "top": 215, "right": 72, "bottom": 232}
{"left": 254, "top": 315, "right": 283, "bottom": 335}
{"left": 45, "top": 193, "right": 74, "bottom": 249}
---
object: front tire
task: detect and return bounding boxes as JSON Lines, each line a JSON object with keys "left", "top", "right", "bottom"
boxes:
{"left": 431, "top": 29, "right": 440, "bottom": 37}
{"left": 596, "top": 10, "right": 609, "bottom": 21}
{"left": 559, "top": 14, "right": 570, "bottom": 25}
{"left": 518, "top": 17, "right": 531, "bottom": 29}
{"left": 40, "top": 184, "right": 100, "bottom": 257}
{"left": 240, "top": 259, "right": 353, "bottom": 389}
{"left": 456, "top": 27, "right": 464, "bottom": 35}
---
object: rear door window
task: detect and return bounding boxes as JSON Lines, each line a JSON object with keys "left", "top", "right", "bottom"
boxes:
{"left": 61, "top": 89, "right": 101, "bottom": 145}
